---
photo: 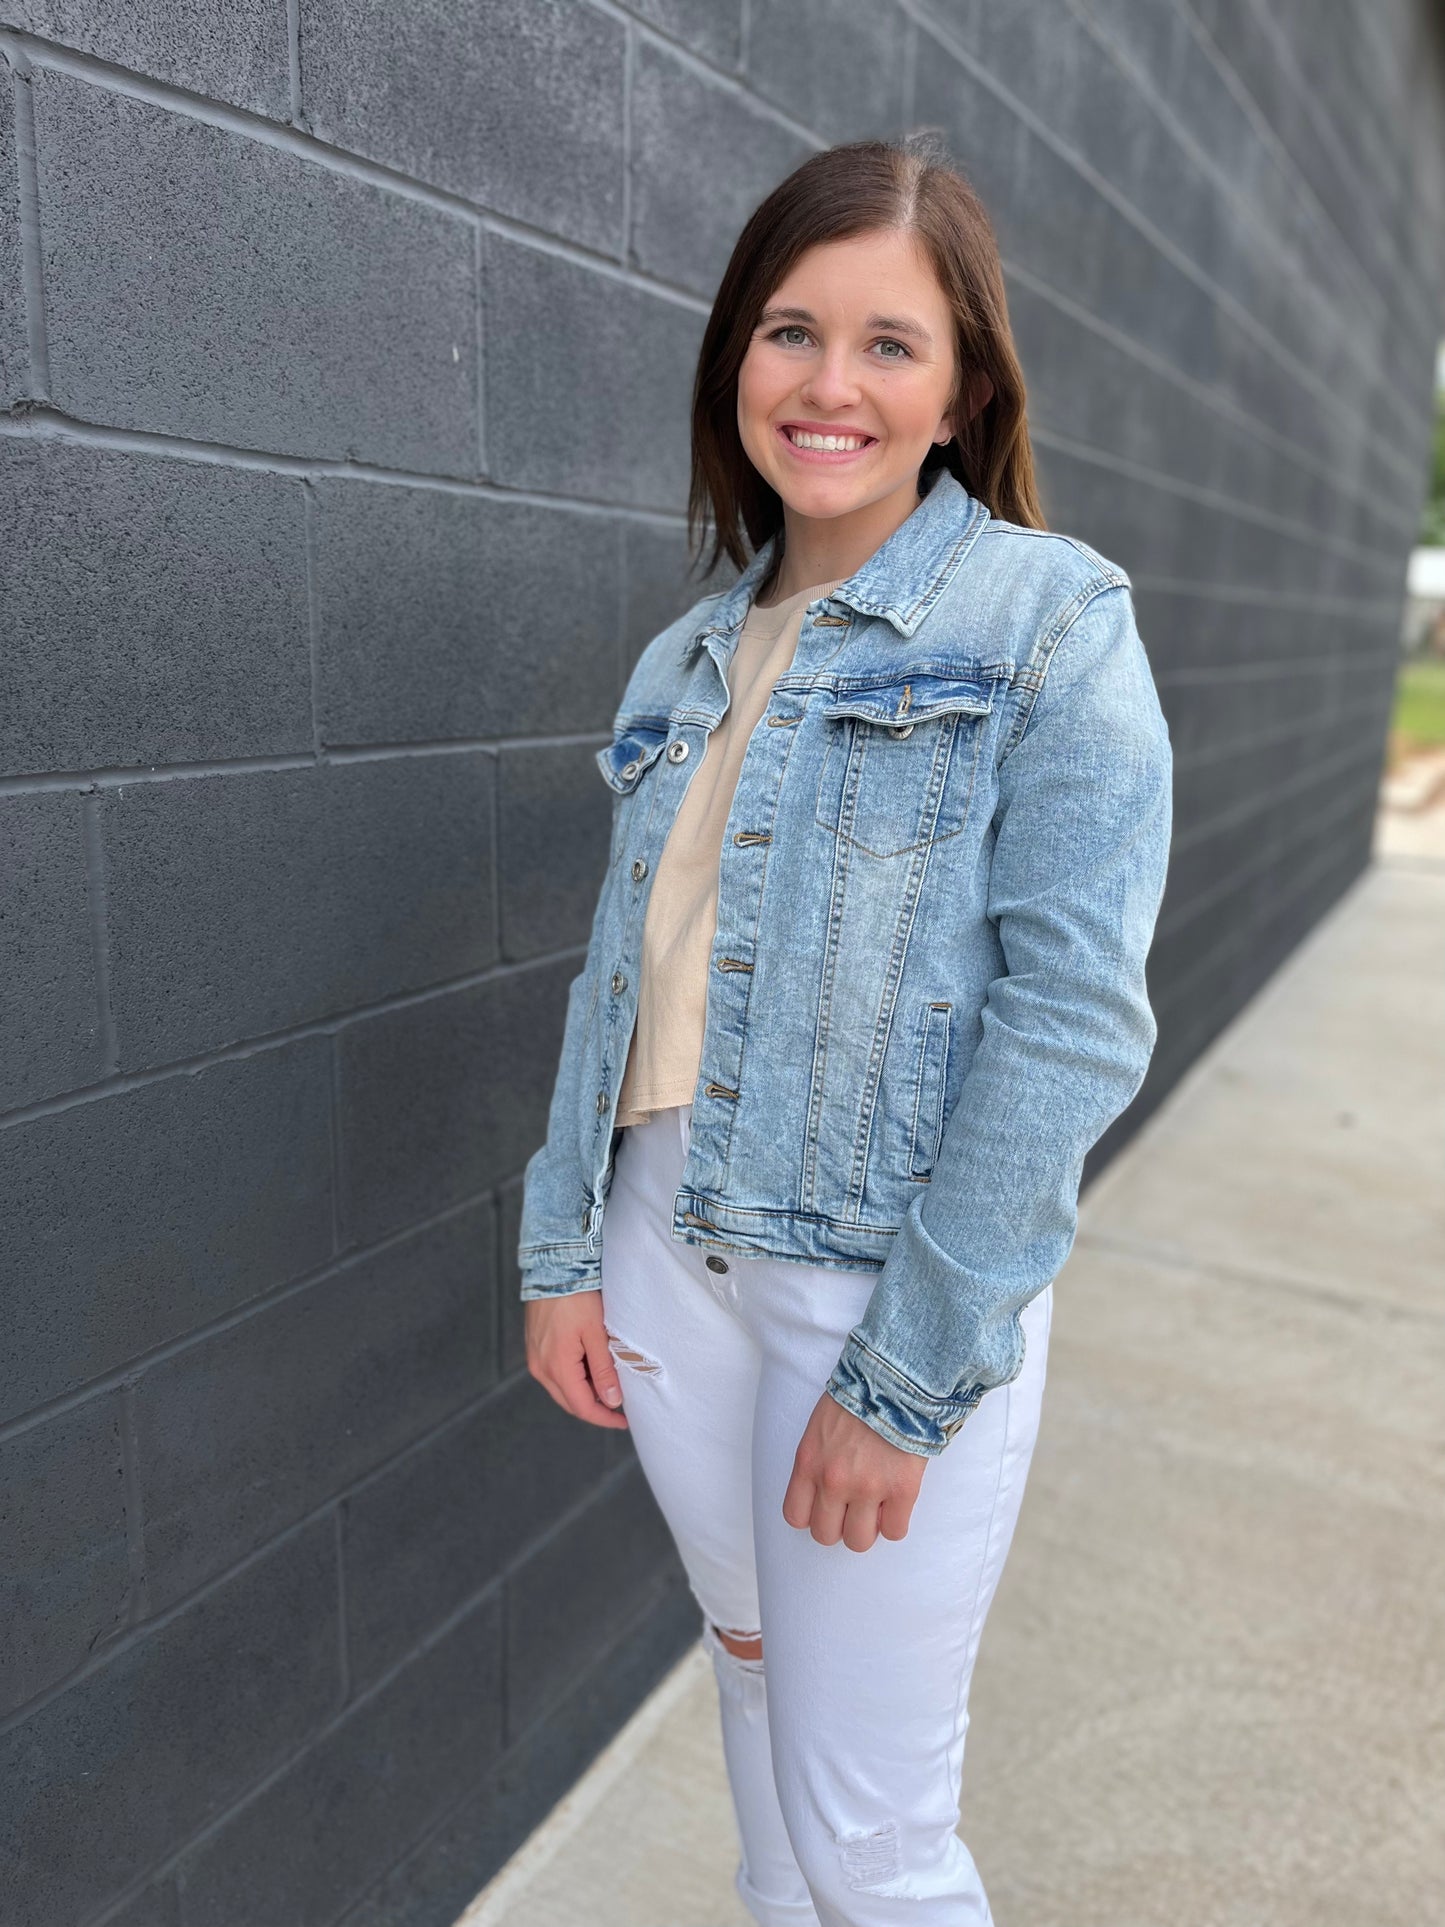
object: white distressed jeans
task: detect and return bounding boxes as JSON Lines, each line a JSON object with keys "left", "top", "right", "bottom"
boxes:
{"left": 598, "top": 1102, "right": 1053, "bottom": 1927}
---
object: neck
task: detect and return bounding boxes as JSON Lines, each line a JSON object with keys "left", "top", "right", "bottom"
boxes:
{"left": 766, "top": 473, "right": 928, "bottom": 602}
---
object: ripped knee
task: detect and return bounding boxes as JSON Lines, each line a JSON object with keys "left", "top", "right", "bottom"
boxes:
{"left": 837, "top": 1819, "right": 905, "bottom": 1892}
{"left": 712, "top": 1621, "right": 763, "bottom": 1663}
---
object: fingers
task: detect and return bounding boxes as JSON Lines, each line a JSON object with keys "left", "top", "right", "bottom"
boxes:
{"left": 782, "top": 1391, "right": 931, "bottom": 1549}
{"left": 781, "top": 1461, "right": 816, "bottom": 1533}
{"left": 524, "top": 1295, "right": 630, "bottom": 1430}
{"left": 875, "top": 1487, "right": 918, "bottom": 1542}
{"left": 580, "top": 1324, "right": 629, "bottom": 1424}
{"left": 552, "top": 1332, "right": 628, "bottom": 1429}
{"left": 784, "top": 1456, "right": 881, "bottom": 1550}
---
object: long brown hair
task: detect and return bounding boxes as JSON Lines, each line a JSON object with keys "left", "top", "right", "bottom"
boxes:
{"left": 688, "top": 131, "right": 1046, "bottom": 587}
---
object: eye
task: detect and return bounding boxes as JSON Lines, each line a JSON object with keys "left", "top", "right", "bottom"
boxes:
{"left": 763, "top": 325, "right": 913, "bottom": 363}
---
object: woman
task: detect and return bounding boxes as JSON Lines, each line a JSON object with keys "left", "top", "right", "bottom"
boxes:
{"left": 518, "top": 133, "right": 1172, "bottom": 1927}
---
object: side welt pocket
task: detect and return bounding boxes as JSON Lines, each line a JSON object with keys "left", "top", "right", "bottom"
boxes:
{"left": 908, "top": 1000, "right": 952, "bottom": 1180}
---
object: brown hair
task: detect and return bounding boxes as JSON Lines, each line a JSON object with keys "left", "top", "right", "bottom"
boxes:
{"left": 687, "top": 131, "right": 1046, "bottom": 588}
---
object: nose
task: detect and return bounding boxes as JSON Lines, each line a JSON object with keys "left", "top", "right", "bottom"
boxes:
{"left": 801, "top": 345, "right": 862, "bottom": 411}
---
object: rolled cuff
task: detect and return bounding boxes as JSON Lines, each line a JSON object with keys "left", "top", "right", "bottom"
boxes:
{"left": 824, "top": 1331, "right": 988, "bottom": 1458}
{"left": 518, "top": 1243, "right": 603, "bottom": 1300}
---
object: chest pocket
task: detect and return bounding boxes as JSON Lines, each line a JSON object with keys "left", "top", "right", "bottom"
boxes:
{"left": 596, "top": 717, "right": 671, "bottom": 863}
{"left": 814, "top": 671, "right": 996, "bottom": 859}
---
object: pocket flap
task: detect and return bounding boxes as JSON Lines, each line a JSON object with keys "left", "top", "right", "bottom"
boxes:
{"left": 820, "top": 672, "right": 996, "bottom": 728}
{"left": 596, "top": 719, "right": 670, "bottom": 794}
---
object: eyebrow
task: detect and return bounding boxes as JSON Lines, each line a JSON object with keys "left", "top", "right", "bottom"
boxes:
{"left": 756, "top": 305, "right": 937, "bottom": 348}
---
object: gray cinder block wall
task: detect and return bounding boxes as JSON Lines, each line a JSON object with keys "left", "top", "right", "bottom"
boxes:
{"left": 2, "top": 4, "right": 1443, "bottom": 1924}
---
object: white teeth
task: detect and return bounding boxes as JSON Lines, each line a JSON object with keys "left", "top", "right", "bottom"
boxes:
{"left": 786, "top": 428, "right": 870, "bottom": 452}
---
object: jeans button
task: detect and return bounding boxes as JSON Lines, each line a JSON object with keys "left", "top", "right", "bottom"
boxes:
{"left": 705, "top": 1254, "right": 729, "bottom": 1274}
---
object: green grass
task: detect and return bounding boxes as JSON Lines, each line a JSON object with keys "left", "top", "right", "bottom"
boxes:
{"left": 1391, "top": 658, "right": 1445, "bottom": 753}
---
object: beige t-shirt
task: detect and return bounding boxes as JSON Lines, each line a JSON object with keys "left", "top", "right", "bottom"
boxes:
{"left": 614, "top": 575, "right": 846, "bottom": 1128}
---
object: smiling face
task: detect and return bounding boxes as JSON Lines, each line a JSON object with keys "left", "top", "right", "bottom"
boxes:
{"left": 736, "top": 226, "right": 959, "bottom": 573}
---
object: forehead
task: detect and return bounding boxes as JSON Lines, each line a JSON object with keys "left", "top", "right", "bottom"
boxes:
{"left": 765, "top": 230, "right": 950, "bottom": 328}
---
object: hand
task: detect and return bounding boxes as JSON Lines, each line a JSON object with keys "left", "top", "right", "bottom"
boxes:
{"left": 524, "top": 1289, "right": 631, "bottom": 1431}
{"left": 782, "top": 1391, "right": 928, "bottom": 1551}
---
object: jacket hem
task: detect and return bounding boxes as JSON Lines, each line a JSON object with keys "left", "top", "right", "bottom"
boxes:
{"left": 669, "top": 1195, "right": 897, "bottom": 1268}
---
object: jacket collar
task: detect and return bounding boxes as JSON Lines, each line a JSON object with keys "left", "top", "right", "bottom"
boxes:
{"left": 684, "top": 467, "right": 991, "bottom": 659}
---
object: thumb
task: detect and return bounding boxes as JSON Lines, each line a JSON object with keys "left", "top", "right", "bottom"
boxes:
{"left": 583, "top": 1327, "right": 626, "bottom": 1410}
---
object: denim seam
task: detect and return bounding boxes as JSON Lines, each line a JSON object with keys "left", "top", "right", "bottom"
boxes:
{"left": 844, "top": 1329, "right": 983, "bottom": 1421}
{"left": 1002, "top": 578, "right": 1128, "bottom": 760}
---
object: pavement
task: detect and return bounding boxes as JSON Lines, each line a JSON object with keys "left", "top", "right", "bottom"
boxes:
{"left": 459, "top": 777, "right": 1445, "bottom": 1927}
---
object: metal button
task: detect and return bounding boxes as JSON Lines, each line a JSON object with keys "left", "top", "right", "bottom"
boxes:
{"left": 631, "top": 858, "right": 648, "bottom": 879}
{"left": 666, "top": 740, "right": 689, "bottom": 763}
{"left": 705, "top": 1254, "right": 729, "bottom": 1274}
{"left": 595, "top": 1089, "right": 608, "bottom": 1114}
{"left": 620, "top": 759, "right": 639, "bottom": 780}
{"left": 611, "top": 971, "right": 626, "bottom": 994}
{"left": 889, "top": 722, "right": 915, "bottom": 738}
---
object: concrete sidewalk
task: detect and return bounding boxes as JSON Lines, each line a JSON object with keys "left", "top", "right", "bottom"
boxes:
{"left": 461, "top": 803, "right": 1445, "bottom": 1927}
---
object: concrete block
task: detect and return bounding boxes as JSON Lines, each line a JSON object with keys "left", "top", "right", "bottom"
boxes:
{"left": 301, "top": 0, "right": 625, "bottom": 254}
{"left": 481, "top": 229, "right": 700, "bottom": 511}
{"left": 497, "top": 1179, "right": 526, "bottom": 1379}
{"left": 311, "top": 479, "right": 622, "bottom": 746}
{"left": 333, "top": 1574, "right": 697, "bottom": 1927}
{"left": 97, "top": 1874, "right": 181, "bottom": 1927}
{"left": 496, "top": 742, "right": 610, "bottom": 963}
{"left": 0, "top": 1037, "right": 333, "bottom": 1425}
{"left": 746, "top": 0, "right": 906, "bottom": 137}
{"left": 102, "top": 756, "right": 496, "bottom": 1069}
{"left": 335, "top": 952, "right": 577, "bottom": 1250}
{"left": 135, "top": 1201, "right": 496, "bottom": 1611}
{"left": 35, "top": 71, "right": 476, "bottom": 473}
{"left": 342, "top": 1369, "right": 611, "bottom": 1691}
{"left": 6, "top": 0, "right": 290, "bottom": 117}
{"left": 0, "top": 790, "right": 102, "bottom": 1111}
{"left": 622, "top": 516, "right": 723, "bottom": 688}
{"left": 628, "top": 0, "right": 743, "bottom": 67}
{"left": 0, "top": 1389, "right": 129, "bottom": 1715}
{"left": 630, "top": 36, "right": 812, "bottom": 297}
{"left": 0, "top": 440, "right": 312, "bottom": 778}
{"left": 177, "top": 1587, "right": 504, "bottom": 1927}
{"left": 505, "top": 1462, "right": 682, "bottom": 1740}
{"left": 0, "top": 1517, "right": 338, "bottom": 1926}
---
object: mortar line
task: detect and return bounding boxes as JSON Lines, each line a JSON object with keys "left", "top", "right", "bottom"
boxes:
{"left": 79, "top": 791, "right": 119, "bottom": 1075}
{"left": 10, "top": 54, "right": 50, "bottom": 397}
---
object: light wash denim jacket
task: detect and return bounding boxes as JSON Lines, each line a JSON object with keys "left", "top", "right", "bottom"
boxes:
{"left": 518, "top": 467, "right": 1173, "bottom": 1456}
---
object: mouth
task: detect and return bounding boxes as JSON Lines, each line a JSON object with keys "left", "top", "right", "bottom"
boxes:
{"left": 775, "top": 422, "right": 878, "bottom": 464}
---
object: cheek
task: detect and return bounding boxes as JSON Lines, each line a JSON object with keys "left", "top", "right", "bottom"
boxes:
{"left": 738, "top": 349, "right": 795, "bottom": 416}
{"left": 736, "top": 360, "right": 766, "bottom": 414}
{"left": 873, "top": 378, "right": 949, "bottom": 444}
{"left": 736, "top": 365, "right": 780, "bottom": 450}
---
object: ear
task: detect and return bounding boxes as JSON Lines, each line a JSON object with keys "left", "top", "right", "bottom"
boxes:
{"left": 959, "top": 367, "right": 994, "bottom": 422}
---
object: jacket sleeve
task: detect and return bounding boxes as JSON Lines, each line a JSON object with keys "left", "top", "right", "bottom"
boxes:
{"left": 822, "top": 581, "right": 1173, "bottom": 1455}
{"left": 516, "top": 826, "right": 615, "bottom": 1302}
